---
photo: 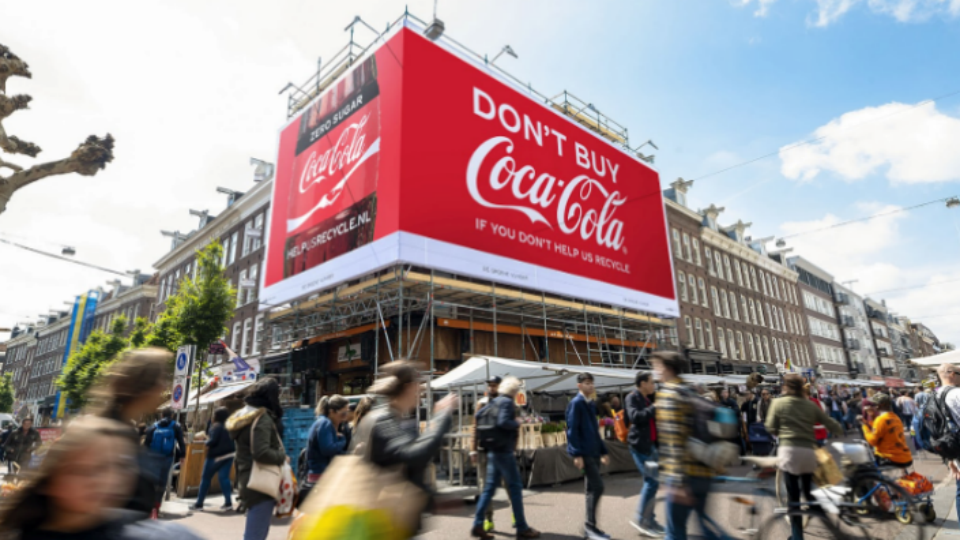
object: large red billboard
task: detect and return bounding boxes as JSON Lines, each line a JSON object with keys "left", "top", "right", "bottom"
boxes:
{"left": 263, "top": 24, "right": 677, "bottom": 318}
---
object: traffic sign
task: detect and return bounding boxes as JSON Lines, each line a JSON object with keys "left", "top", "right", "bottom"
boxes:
{"left": 176, "top": 352, "right": 188, "bottom": 371}
{"left": 173, "top": 384, "right": 183, "bottom": 403}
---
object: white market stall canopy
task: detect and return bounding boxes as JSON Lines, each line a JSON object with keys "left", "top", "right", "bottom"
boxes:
{"left": 161, "top": 381, "right": 256, "bottom": 411}
{"left": 910, "top": 349, "right": 960, "bottom": 367}
{"left": 430, "top": 356, "right": 747, "bottom": 394}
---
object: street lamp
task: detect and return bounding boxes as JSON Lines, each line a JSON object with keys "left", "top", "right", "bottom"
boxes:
{"left": 250, "top": 158, "right": 275, "bottom": 183}
{"left": 946, "top": 197, "right": 960, "bottom": 209}
{"left": 424, "top": 0, "right": 445, "bottom": 40}
{"left": 61, "top": 246, "right": 76, "bottom": 256}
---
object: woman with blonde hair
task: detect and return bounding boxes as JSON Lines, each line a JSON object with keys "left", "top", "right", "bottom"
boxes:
{"left": 765, "top": 374, "right": 843, "bottom": 540}
{"left": 0, "top": 416, "right": 202, "bottom": 540}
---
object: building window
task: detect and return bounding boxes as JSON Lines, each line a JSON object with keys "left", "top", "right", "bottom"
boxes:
{"left": 778, "top": 307, "right": 787, "bottom": 333}
{"left": 736, "top": 331, "right": 745, "bottom": 359}
{"left": 682, "top": 233, "right": 692, "bottom": 262}
{"left": 734, "top": 260, "right": 744, "bottom": 286}
{"left": 237, "top": 270, "right": 247, "bottom": 305}
{"left": 723, "top": 255, "right": 733, "bottom": 283}
{"left": 252, "top": 314, "right": 264, "bottom": 356}
{"left": 705, "top": 247, "right": 715, "bottom": 275}
{"left": 711, "top": 287, "right": 722, "bottom": 317}
{"left": 714, "top": 252, "right": 724, "bottom": 280}
{"left": 730, "top": 294, "right": 740, "bottom": 321}
{"left": 747, "top": 333, "right": 756, "bottom": 362}
{"left": 705, "top": 321, "right": 714, "bottom": 350}
{"left": 228, "top": 232, "right": 239, "bottom": 265}
{"left": 253, "top": 212, "right": 265, "bottom": 251}
{"left": 760, "top": 272, "right": 769, "bottom": 296}
{"left": 698, "top": 278, "right": 708, "bottom": 308}
{"left": 771, "top": 338, "right": 780, "bottom": 362}
{"left": 749, "top": 267, "right": 758, "bottom": 291}
{"left": 749, "top": 299, "right": 758, "bottom": 325}
{"left": 721, "top": 290, "right": 731, "bottom": 319}
{"left": 672, "top": 229, "right": 682, "bottom": 258}
{"left": 727, "top": 329, "right": 737, "bottom": 360}
{"left": 740, "top": 296, "right": 749, "bottom": 325}
{"left": 247, "top": 263, "right": 259, "bottom": 305}
{"left": 684, "top": 316, "right": 694, "bottom": 348}
{"left": 778, "top": 339, "right": 788, "bottom": 364}
{"left": 695, "top": 318, "right": 705, "bottom": 349}
{"left": 231, "top": 322, "right": 242, "bottom": 351}
{"left": 241, "top": 318, "right": 253, "bottom": 357}
{"left": 677, "top": 271, "right": 688, "bottom": 301}
{"left": 243, "top": 223, "right": 253, "bottom": 257}
{"left": 688, "top": 275, "right": 698, "bottom": 304}
{"left": 692, "top": 238, "right": 702, "bottom": 266}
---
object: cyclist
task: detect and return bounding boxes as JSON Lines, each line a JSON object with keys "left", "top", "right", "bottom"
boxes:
{"left": 766, "top": 374, "right": 843, "bottom": 540}
{"left": 861, "top": 393, "right": 913, "bottom": 468}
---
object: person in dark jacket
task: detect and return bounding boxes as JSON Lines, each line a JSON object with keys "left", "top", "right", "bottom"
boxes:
{"left": 2, "top": 417, "right": 41, "bottom": 473}
{"left": 358, "top": 360, "right": 456, "bottom": 534}
{"left": 626, "top": 371, "right": 663, "bottom": 537}
{"left": 192, "top": 407, "right": 236, "bottom": 511}
{"left": 298, "top": 394, "right": 349, "bottom": 508}
{"left": 566, "top": 372, "right": 610, "bottom": 540}
{"left": 740, "top": 390, "right": 760, "bottom": 425}
{"left": 470, "top": 376, "right": 541, "bottom": 539}
{"left": 143, "top": 408, "right": 187, "bottom": 515}
{"left": 227, "top": 378, "right": 288, "bottom": 540}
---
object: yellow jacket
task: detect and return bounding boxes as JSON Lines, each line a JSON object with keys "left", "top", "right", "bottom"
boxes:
{"left": 861, "top": 411, "right": 912, "bottom": 465}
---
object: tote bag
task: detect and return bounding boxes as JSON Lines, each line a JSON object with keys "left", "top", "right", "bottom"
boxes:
{"left": 246, "top": 413, "right": 285, "bottom": 500}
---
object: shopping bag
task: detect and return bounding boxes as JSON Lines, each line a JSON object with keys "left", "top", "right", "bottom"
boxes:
{"left": 290, "top": 455, "right": 427, "bottom": 540}
{"left": 613, "top": 410, "right": 629, "bottom": 443}
{"left": 275, "top": 462, "right": 297, "bottom": 518}
{"left": 812, "top": 447, "right": 843, "bottom": 487}
{"left": 896, "top": 472, "right": 934, "bottom": 495}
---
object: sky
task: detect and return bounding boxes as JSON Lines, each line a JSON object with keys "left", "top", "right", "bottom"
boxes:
{"left": 1, "top": 0, "right": 959, "bottom": 346}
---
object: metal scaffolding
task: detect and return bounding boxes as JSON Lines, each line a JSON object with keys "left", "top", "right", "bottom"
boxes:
{"left": 260, "top": 265, "right": 675, "bottom": 378}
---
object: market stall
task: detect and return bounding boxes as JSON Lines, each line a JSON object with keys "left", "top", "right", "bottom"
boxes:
{"left": 430, "top": 356, "right": 750, "bottom": 489}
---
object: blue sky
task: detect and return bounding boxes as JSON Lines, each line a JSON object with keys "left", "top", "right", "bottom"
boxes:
{"left": 1, "top": 0, "right": 959, "bottom": 343}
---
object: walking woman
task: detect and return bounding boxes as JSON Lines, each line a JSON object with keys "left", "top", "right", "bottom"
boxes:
{"left": 227, "top": 378, "right": 288, "bottom": 540}
{"left": 347, "top": 397, "right": 374, "bottom": 452}
{"left": 192, "top": 407, "right": 235, "bottom": 511}
{"left": 0, "top": 416, "right": 203, "bottom": 540}
{"left": 361, "top": 360, "right": 457, "bottom": 535}
{"left": 765, "top": 374, "right": 844, "bottom": 540}
{"left": 299, "top": 395, "right": 349, "bottom": 505}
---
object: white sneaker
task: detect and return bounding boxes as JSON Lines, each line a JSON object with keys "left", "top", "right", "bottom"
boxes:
{"left": 629, "top": 520, "right": 666, "bottom": 538}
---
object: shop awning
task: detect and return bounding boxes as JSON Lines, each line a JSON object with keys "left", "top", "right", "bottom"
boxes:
{"left": 194, "top": 381, "right": 255, "bottom": 407}
{"left": 430, "top": 356, "right": 746, "bottom": 394}
{"left": 910, "top": 349, "right": 960, "bottom": 366}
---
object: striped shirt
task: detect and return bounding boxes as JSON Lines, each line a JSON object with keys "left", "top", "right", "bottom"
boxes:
{"left": 656, "top": 378, "right": 714, "bottom": 487}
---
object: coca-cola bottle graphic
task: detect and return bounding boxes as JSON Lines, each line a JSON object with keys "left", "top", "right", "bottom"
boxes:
{"left": 285, "top": 56, "right": 380, "bottom": 279}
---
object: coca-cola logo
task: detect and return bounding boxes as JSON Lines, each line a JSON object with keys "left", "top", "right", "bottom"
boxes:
{"left": 288, "top": 114, "right": 380, "bottom": 232}
{"left": 467, "top": 136, "right": 626, "bottom": 251}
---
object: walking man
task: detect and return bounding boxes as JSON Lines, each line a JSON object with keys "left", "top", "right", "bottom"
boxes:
{"left": 470, "top": 376, "right": 502, "bottom": 533}
{"left": 897, "top": 391, "right": 918, "bottom": 432}
{"left": 653, "top": 351, "right": 720, "bottom": 540}
{"left": 471, "top": 376, "right": 541, "bottom": 539}
{"left": 626, "top": 371, "right": 664, "bottom": 537}
{"left": 2, "top": 417, "right": 40, "bottom": 473}
{"left": 144, "top": 408, "right": 186, "bottom": 519}
{"left": 567, "top": 373, "right": 611, "bottom": 540}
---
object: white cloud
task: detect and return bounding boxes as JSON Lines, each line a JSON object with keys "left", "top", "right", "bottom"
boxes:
{"left": 736, "top": 0, "right": 960, "bottom": 25}
{"left": 779, "top": 102, "right": 960, "bottom": 184}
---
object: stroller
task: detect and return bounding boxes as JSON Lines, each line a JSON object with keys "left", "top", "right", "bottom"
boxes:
{"left": 747, "top": 422, "right": 775, "bottom": 456}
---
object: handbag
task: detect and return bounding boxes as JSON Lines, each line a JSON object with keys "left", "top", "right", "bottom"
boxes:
{"left": 290, "top": 413, "right": 428, "bottom": 540}
{"left": 275, "top": 462, "right": 298, "bottom": 517}
{"left": 812, "top": 447, "right": 843, "bottom": 487}
{"left": 245, "top": 413, "right": 285, "bottom": 500}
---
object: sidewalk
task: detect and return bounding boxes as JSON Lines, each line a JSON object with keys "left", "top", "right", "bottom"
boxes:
{"left": 932, "top": 475, "right": 959, "bottom": 539}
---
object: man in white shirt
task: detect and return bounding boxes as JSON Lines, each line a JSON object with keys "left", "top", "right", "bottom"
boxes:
{"left": 936, "top": 363, "right": 960, "bottom": 517}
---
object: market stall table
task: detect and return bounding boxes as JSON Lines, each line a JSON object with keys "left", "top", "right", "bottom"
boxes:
{"left": 521, "top": 439, "right": 636, "bottom": 488}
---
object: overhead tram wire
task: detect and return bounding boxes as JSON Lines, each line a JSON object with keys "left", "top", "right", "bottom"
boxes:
{"left": 0, "top": 237, "right": 128, "bottom": 277}
{"left": 775, "top": 196, "right": 957, "bottom": 242}
{"left": 862, "top": 277, "right": 960, "bottom": 297}
{"left": 689, "top": 86, "right": 960, "bottom": 183}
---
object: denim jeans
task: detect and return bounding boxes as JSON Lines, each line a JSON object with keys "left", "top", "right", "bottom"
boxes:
{"left": 196, "top": 457, "right": 233, "bottom": 507}
{"left": 149, "top": 454, "right": 174, "bottom": 506}
{"left": 473, "top": 451, "right": 530, "bottom": 532}
{"left": 244, "top": 500, "right": 275, "bottom": 540}
{"left": 955, "top": 477, "right": 960, "bottom": 520}
{"left": 583, "top": 456, "right": 605, "bottom": 530}
{"left": 665, "top": 476, "right": 720, "bottom": 540}
{"left": 829, "top": 411, "right": 845, "bottom": 436}
{"left": 629, "top": 448, "right": 660, "bottom": 527}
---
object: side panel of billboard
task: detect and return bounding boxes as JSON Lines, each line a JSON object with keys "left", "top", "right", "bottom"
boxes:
{"left": 262, "top": 26, "right": 677, "bottom": 318}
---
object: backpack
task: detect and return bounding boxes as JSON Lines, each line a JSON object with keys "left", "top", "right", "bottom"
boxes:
{"left": 613, "top": 409, "right": 629, "bottom": 443}
{"left": 475, "top": 399, "right": 508, "bottom": 452}
{"left": 917, "top": 388, "right": 960, "bottom": 459}
{"left": 150, "top": 421, "right": 177, "bottom": 456}
{"left": 678, "top": 388, "right": 739, "bottom": 471}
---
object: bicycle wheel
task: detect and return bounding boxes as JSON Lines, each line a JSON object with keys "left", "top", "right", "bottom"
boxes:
{"left": 757, "top": 509, "right": 859, "bottom": 540}
{"left": 841, "top": 474, "right": 924, "bottom": 540}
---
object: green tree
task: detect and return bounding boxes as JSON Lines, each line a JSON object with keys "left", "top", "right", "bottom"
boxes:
{"left": 129, "top": 316, "right": 152, "bottom": 349}
{"left": 0, "top": 373, "right": 14, "bottom": 413}
{"left": 144, "top": 313, "right": 181, "bottom": 352}
{"left": 161, "top": 242, "right": 236, "bottom": 413}
{"left": 57, "top": 315, "right": 130, "bottom": 410}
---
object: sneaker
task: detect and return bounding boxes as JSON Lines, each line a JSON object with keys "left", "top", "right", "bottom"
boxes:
{"left": 190, "top": 503, "right": 204, "bottom": 511}
{"left": 471, "top": 525, "right": 494, "bottom": 539}
{"left": 483, "top": 519, "right": 495, "bottom": 532}
{"left": 220, "top": 503, "right": 233, "bottom": 511}
{"left": 516, "top": 527, "right": 542, "bottom": 539}
{"left": 585, "top": 526, "right": 612, "bottom": 540}
{"left": 629, "top": 520, "right": 665, "bottom": 537}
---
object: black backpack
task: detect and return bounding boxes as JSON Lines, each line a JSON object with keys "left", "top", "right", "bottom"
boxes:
{"left": 919, "top": 387, "right": 960, "bottom": 460}
{"left": 476, "top": 399, "right": 508, "bottom": 452}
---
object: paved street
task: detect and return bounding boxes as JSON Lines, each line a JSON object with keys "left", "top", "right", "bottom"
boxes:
{"left": 165, "top": 434, "right": 958, "bottom": 539}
